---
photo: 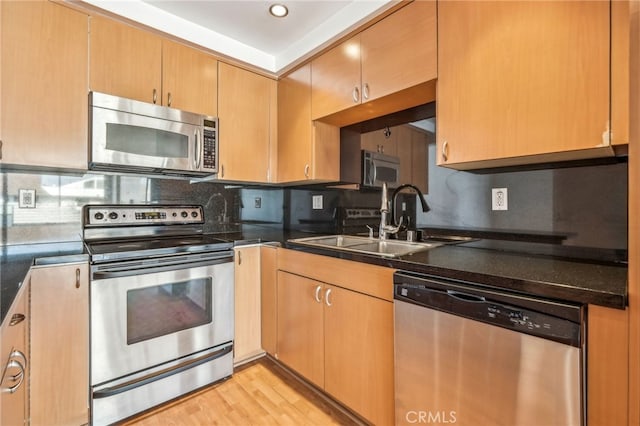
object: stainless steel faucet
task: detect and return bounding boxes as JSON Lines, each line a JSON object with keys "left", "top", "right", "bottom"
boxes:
{"left": 379, "top": 182, "right": 403, "bottom": 240}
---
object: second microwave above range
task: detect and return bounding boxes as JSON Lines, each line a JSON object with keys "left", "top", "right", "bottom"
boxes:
{"left": 362, "top": 150, "right": 401, "bottom": 189}
{"left": 89, "top": 92, "right": 218, "bottom": 177}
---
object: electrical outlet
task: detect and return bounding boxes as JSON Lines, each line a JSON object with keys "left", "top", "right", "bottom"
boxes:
{"left": 312, "top": 195, "right": 323, "bottom": 210}
{"left": 492, "top": 188, "right": 508, "bottom": 211}
{"left": 254, "top": 197, "right": 262, "bottom": 208}
{"left": 19, "top": 189, "right": 36, "bottom": 208}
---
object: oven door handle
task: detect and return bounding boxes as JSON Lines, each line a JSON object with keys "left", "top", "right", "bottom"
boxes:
{"left": 92, "top": 254, "right": 233, "bottom": 279}
{"left": 92, "top": 344, "right": 232, "bottom": 399}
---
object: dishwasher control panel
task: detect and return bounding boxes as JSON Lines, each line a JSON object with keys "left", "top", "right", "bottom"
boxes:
{"left": 394, "top": 275, "right": 583, "bottom": 348}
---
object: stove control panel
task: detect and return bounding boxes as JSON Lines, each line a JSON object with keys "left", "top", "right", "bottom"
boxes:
{"left": 85, "top": 205, "right": 204, "bottom": 226}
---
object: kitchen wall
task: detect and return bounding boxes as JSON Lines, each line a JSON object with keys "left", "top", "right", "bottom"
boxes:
{"left": 0, "top": 171, "right": 244, "bottom": 246}
{"left": 418, "top": 143, "right": 628, "bottom": 250}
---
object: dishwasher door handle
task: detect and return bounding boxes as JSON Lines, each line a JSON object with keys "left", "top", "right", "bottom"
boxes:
{"left": 446, "top": 290, "right": 486, "bottom": 303}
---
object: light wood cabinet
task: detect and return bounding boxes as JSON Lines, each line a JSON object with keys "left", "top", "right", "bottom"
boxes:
{"left": 276, "top": 249, "right": 395, "bottom": 425}
{"left": 260, "top": 245, "right": 277, "bottom": 356}
{"left": 277, "top": 63, "right": 340, "bottom": 183}
{"left": 311, "top": 1, "right": 436, "bottom": 125}
{"left": 218, "top": 62, "right": 276, "bottom": 183}
{"left": 0, "top": 0, "right": 88, "bottom": 170}
{"left": 276, "top": 271, "right": 325, "bottom": 388}
{"left": 30, "top": 262, "right": 89, "bottom": 426}
{"left": 89, "top": 16, "right": 217, "bottom": 116}
{"left": 1, "top": 281, "right": 29, "bottom": 426}
{"left": 587, "top": 304, "right": 629, "bottom": 425}
{"left": 437, "top": 1, "right": 619, "bottom": 169}
{"left": 233, "top": 246, "right": 264, "bottom": 365}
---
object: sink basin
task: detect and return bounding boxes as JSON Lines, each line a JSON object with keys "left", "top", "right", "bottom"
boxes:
{"left": 288, "top": 235, "right": 441, "bottom": 258}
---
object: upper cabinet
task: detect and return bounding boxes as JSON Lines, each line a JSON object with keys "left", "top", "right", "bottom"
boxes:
{"left": 218, "top": 62, "right": 276, "bottom": 183}
{"left": 311, "top": 1, "right": 437, "bottom": 126}
{"left": 437, "top": 1, "right": 627, "bottom": 169}
{"left": 277, "top": 63, "right": 340, "bottom": 183}
{"left": 1, "top": 0, "right": 88, "bottom": 171}
{"left": 89, "top": 16, "right": 217, "bottom": 116}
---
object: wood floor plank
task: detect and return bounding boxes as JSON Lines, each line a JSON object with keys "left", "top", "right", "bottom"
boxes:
{"left": 120, "top": 357, "right": 359, "bottom": 426}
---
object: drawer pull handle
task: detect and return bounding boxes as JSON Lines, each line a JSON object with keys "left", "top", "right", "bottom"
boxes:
{"left": 325, "top": 288, "right": 332, "bottom": 307}
{"left": 442, "top": 140, "right": 449, "bottom": 162}
{"left": 314, "top": 285, "right": 322, "bottom": 303}
{"left": 75, "top": 268, "right": 81, "bottom": 288}
{"left": 9, "top": 313, "right": 25, "bottom": 326}
{"left": 352, "top": 86, "right": 360, "bottom": 103}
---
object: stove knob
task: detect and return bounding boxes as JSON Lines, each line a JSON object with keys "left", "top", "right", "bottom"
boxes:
{"left": 94, "top": 212, "right": 104, "bottom": 221}
{"left": 191, "top": 211, "right": 198, "bottom": 218}
{"left": 181, "top": 211, "right": 188, "bottom": 218}
{"left": 108, "top": 212, "right": 119, "bottom": 220}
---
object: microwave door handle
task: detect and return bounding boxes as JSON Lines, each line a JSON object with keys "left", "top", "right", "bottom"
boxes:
{"left": 194, "top": 128, "right": 201, "bottom": 169}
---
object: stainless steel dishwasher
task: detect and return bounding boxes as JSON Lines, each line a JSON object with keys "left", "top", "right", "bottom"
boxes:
{"left": 394, "top": 271, "right": 585, "bottom": 426}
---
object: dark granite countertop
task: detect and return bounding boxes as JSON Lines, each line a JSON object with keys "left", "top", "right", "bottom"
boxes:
{"left": 1, "top": 224, "right": 628, "bottom": 326}
{"left": 283, "top": 239, "right": 627, "bottom": 309}
{"left": 1, "top": 242, "right": 87, "bottom": 324}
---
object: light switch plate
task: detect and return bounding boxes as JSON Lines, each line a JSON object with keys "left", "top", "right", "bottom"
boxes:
{"left": 19, "top": 189, "right": 36, "bottom": 208}
{"left": 312, "top": 195, "right": 323, "bottom": 210}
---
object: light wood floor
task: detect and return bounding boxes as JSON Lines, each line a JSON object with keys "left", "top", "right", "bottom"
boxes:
{"left": 120, "top": 357, "right": 359, "bottom": 425}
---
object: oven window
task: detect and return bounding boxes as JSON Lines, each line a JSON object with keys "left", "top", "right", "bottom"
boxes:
{"left": 126, "top": 278, "right": 212, "bottom": 345}
{"left": 106, "top": 123, "right": 189, "bottom": 158}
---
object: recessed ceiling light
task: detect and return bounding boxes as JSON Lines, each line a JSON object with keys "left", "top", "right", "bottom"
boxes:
{"left": 269, "top": 4, "right": 288, "bottom": 18}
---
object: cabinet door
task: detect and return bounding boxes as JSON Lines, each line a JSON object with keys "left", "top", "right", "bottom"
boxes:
{"left": 162, "top": 40, "right": 218, "bottom": 116}
{"left": 234, "top": 246, "right": 263, "bottom": 364}
{"left": 1, "top": 0, "right": 88, "bottom": 170}
{"left": 218, "top": 62, "right": 274, "bottom": 182}
{"left": 260, "top": 246, "right": 277, "bottom": 356}
{"left": 1, "top": 283, "right": 29, "bottom": 426}
{"left": 324, "top": 285, "right": 394, "bottom": 426}
{"left": 30, "top": 263, "right": 89, "bottom": 426}
{"left": 360, "top": 0, "right": 437, "bottom": 102}
{"left": 278, "top": 64, "right": 313, "bottom": 182}
{"left": 276, "top": 271, "right": 324, "bottom": 388}
{"left": 278, "top": 64, "right": 340, "bottom": 183}
{"left": 89, "top": 15, "right": 162, "bottom": 105}
{"left": 311, "top": 37, "right": 361, "bottom": 120}
{"left": 437, "top": 1, "right": 610, "bottom": 167}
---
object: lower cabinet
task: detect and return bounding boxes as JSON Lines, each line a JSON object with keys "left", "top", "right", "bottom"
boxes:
{"left": 234, "top": 246, "right": 264, "bottom": 364}
{"left": 276, "top": 249, "right": 395, "bottom": 425}
{"left": 1, "top": 281, "right": 29, "bottom": 426}
{"left": 30, "top": 262, "right": 89, "bottom": 426}
{"left": 260, "top": 245, "right": 278, "bottom": 356}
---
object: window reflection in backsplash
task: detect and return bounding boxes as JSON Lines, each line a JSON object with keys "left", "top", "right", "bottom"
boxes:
{"left": 0, "top": 171, "right": 245, "bottom": 246}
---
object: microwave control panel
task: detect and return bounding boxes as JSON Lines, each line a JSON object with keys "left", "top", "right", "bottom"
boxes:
{"left": 202, "top": 118, "right": 218, "bottom": 171}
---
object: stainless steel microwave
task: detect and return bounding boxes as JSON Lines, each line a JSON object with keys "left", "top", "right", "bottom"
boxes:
{"left": 89, "top": 92, "right": 218, "bottom": 177}
{"left": 362, "top": 150, "right": 401, "bottom": 188}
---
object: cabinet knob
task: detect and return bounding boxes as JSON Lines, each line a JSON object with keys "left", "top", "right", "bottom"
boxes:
{"left": 352, "top": 86, "right": 360, "bottom": 103}
{"left": 442, "top": 140, "right": 449, "bottom": 162}
{"left": 153, "top": 88, "right": 158, "bottom": 104}
{"left": 362, "top": 83, "right": 370, "bottom": 101}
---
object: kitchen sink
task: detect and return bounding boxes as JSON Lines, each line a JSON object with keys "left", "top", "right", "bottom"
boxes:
{"left": 288, "top": 235, "right": 441, "bottom": 258}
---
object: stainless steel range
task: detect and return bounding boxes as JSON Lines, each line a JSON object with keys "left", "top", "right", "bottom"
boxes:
{"left": 83, "top": 205, "right": 235, "bottom": 425}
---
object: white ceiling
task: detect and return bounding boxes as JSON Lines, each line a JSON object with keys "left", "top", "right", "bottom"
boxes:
{"left": 80, "top": 0, "right": 398, "bottom": 74}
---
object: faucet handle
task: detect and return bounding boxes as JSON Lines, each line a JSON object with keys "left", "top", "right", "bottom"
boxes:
{"left": 366, "top": 225, "right": 374, "bottom": 238}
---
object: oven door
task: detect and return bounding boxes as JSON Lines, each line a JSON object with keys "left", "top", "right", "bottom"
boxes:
{"left": 90, "top": 258, "right": 233, "bottom": 386}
